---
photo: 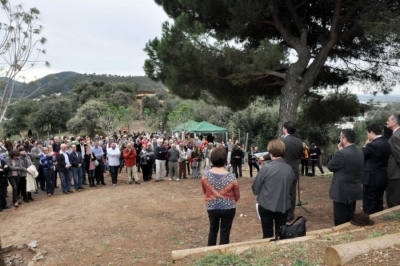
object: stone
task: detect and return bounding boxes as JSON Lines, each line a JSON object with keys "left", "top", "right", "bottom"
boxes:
{"left": 28, "top": 241, "right": 37, "bottom": 248}
{"left": 32, "top": 255, "right": 44, "bottom": 262}
{"left": 16, "top": 244, "right": 27, "bottom": 250}
{"left": 27, "top": 261, "right": 35, "bottom": 266}
{"left": 1, "top": 245, "right": 15, "bottom": 253}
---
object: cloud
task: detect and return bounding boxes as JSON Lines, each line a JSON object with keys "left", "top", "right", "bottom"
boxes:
{"left": 12, "top": 0, "right": 171, "bottom": 82}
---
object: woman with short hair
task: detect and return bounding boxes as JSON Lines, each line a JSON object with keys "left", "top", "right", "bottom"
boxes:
{"left": 5, "top": 150, "right": 25, "bottom": 207}
{"left": 202, "top": 147, "right": 240, "bottom": 246}
{"left": 252, "top": 139, "right": 294, "bottom": 238}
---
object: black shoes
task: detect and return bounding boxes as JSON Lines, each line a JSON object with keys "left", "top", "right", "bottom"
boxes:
{"left": 63, "top": 191, "right": 68, "bottom": 194}
{"left": 135, "top": 181, "right": 140, "bottom": 185}
{"left": 67, "top": 190, "right": 74, "bottom": 193}
{"left": 101, "top": 183, "right": 106, "bottom": 185}
{"left": 23, "top": 198, "right": 30, "bottom": 203}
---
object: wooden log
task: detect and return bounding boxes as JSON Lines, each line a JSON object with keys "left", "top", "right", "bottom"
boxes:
{"left": 172, "top": 206, "right": 400, "bottom": 262}
{"left": 370, "top": 205, "right": 400, "bottom": 218}
{"left": 324, "top": 232, "right": 400, "bottom": 266}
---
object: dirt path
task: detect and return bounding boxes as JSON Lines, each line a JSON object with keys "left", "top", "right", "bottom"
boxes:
{"left": 0, "top": 168, "right": 338, "bottom": 265}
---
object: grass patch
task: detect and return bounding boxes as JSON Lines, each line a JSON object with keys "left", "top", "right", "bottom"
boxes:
{"left": 102, "top": 242, "right": 111, "bottom": 251}
{"left": 383, "top": 211, "right": 400, "bottom": 222}
{"left": 341, "top": 234, "right": 355, "bottom": 242}
{"left": 292, "top": 258, "right": 319, "bottom": 266}
{"left": 170, "top": 235, "right": 184, "bottom": 245}
{"left": 194, "top": 253, "right": 250, "bottom": 266}
{"left": 368, "top": 231, "right": 384, "bottom": 238}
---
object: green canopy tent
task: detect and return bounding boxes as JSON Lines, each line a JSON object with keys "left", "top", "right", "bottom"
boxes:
{"left": 173, "top": 120, "right": 200, "bottom": 132}
{"left": 191, "top": 121, "right": 227, "bottom": 133}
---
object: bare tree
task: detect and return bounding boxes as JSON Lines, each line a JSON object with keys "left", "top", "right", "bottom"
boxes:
{"left": 0, "top": 1, "right": 49, "bottom": 123}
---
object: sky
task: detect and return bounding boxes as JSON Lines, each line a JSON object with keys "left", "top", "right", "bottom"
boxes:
{"left": 2, "top": 0, "right": 399, "bottom": 95}
{"left": 3, "top": 0, "right": 171, "bottom": 82}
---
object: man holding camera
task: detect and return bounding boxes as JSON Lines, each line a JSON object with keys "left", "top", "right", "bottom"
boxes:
{"left": 328, "top": 129, "right": 364, "bottom": 226}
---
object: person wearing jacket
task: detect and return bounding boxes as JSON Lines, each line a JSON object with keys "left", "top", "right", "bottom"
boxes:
{"left": 18, "top": 147, "right": 35, "bottom": 203}
{"left": 300, "top": 142, "right": 309, "bottom": 176}
{"left": 178, "top": 143, "right": 188, "bottom": 179}
{"left": 5, "top": 150, "right": 25, "bottom": 207}
{"left": 191, "top": 145, "right": 203, "bottom": 178}
{"left": 40, "top": 146, "right": 57, "bottom": 196}
{"left": 0, "top": 158, "right": 10, "bottom": 211}
{"left": 252, "top": 139, "right": 294, "bottom": 238}
{"left": 84, "top": 146, "right": 97, "bottom": 187}
{"left": 230, "top": 144, "right": 243, "bottom": 178}
{"left": 248, "top": 145, "right": 260, "bottom": 178}
{"left": 361, "top": 124, "right": 391, "bottom": 214}
{"left": 154, "top": 139, "right": 167, "bottom": 182}
{"left": 328, "top": 129, "right": 364, "bottom": 226}
{"left": 123, "top": 143, "right": 140, "bottom": 184}
{"left": 31, "top": 140, "right": 45, "bottom": 191}
{"left": 70, "top": 144, "right": 85, "bottom": 191}
{"left": 57, "top": 144, "right": 73, "bottom": 194}
{"left": 139, "top": 143, "right": 154, "bottom": 182}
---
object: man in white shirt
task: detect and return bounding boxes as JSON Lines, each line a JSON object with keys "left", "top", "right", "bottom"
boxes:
{"left": 107, "top": 143, "right": 121, "bottom": 186}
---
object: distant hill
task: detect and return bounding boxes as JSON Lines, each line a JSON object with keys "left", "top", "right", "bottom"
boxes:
{"left": 6, "top": 72, "right": 167, "bottom": 99}
{"left": 357, "top": 94, "right": 400, "bottom": 103}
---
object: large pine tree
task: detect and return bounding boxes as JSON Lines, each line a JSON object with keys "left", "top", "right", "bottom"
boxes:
{"left": 144, "top": 0, "right": 400, "bottom": 133}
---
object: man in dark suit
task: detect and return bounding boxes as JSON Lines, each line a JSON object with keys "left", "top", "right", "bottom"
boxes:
{"left": 386, "top": 114, "right": 400, "bottom": 208}
{"left": 328, "top": 129, "right": 364, "bottom": 226}
{"left": 70, "top": 144, "right": 85, "bottom": 191}
{"left": 281, "top": 121, "right": 303, "bottom": 222}
{"left": 56, "top": 144, "right": 73, "bottom": 194}
{"left": 361, "top": 124, "right": 391, "bottom": 214}
{"left": 76, "top": 137, "right": 87, "bottom": 185}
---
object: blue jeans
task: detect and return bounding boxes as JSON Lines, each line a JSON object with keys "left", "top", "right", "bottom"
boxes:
{"left": 71, "top": 167, "right": 83, "bottom": 189}
{"left": 59, "top": 170, "right": 71, "bottom": 192}
{"left": 43, "top": 168, "right": 55, "bottom": 194}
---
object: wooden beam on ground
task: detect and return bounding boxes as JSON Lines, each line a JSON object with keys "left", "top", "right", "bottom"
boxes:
{"left": 324, "top": 232, "right": 400, "bottom": 266}
{"left": 171, "top": 205, "right": 400, "bottom": 262}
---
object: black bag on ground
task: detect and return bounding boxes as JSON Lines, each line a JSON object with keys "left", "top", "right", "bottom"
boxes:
{"left": 272, "top": 216, "right": 306, "bottom": 241}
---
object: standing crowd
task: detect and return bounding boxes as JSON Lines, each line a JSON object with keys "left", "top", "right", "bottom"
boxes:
{"left": 2, "top": 115, "right": 398, "bottom": 247}
{"left": 0, "top": 131, "right": 248, "bottom": 211}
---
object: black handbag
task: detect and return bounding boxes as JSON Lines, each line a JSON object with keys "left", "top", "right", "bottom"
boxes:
{"left": 271, "top": 216, "right": 307, "bottom": 241}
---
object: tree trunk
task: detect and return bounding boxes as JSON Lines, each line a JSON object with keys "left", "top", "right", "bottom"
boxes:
{"left": 277, "top": 82, "right": 303, "bottom": 137}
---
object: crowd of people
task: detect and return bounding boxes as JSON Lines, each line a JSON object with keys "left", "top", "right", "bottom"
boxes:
{"left": 2, "top": 114, "right": 398, "bottom": 246}
{"left": 0, "top": 131, "right": 248, "bottom": 212}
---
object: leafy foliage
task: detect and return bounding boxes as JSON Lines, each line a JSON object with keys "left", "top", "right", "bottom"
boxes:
{"left": 97, "top": 104, "right": 133, "bottom": 136}
{"left": 9, "top": 72, "right": 166, "bottom": 100}
{"left": 145, "top": 0, "right": 400, "bottom": 132}
{"left": 33, "top": 97, "right": 72, "bottom": 132}
{"left": 3, "top": 99, "right": 40, "bottom": 133}
{"left": 66, "top": 100, "right": 107, "bottom": 136}
{"left": 70, "top": 81, "right": 137, "bottom": 108}
{"left": 142, "top": 95, "right": 161, "bottom": 113}
{"left": 0, "top": 1, "right": 48, "bottom": 123}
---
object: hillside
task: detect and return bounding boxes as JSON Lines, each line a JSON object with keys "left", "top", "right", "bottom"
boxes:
{"left": 7, "top": 72, "right": 167, "bottom": 99}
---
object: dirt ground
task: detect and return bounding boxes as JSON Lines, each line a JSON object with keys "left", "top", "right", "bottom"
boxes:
{"left": 0, "top": 165, "right": 378, "bottom": 265}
